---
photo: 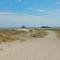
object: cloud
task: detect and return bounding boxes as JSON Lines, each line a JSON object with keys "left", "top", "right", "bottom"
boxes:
{"left": 24, "top": 8, "right": 60, "bottom": 16}
{"left": 0, "top": 11, "right": 60, "bottom": 27}
{"left": 47, "top": 10, "right": 60, "bottom": 16}
{"left": 0, "top": 9, "right": 60, "bottom": 17}
{"left": 47, "top": 12, "right": 57, "bottom": 16}
{"left": 25, "top": 8, "right": 60, "bottom": 16}
{"left": 36, "top": 9, "right": 45, "bottom": 12}
{"left": 25, "top": 8, "right": 46, "bottom": 13}
{"left": 0, "top": 12, "right": 13, "bottom": 15}
{"left": 0, "top": 11, "right": 34, "bottom": 16}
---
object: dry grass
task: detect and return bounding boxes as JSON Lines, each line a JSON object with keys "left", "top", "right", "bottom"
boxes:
{"left": 0, "top": 29, "right": 28, "bottom": 43}
{"left": 48, "top": 29, "right": 60, "bottom": 39}
{"left": 29, "top": 29, "right": 48, "bottom": 38}
{"left": 0, "top": 28, "right": 48, "bottom": 43}
{"left": 52, "top": 29, "right": 60, "bottom": 39}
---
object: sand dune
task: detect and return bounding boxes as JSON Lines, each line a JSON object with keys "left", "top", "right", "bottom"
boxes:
{"left": 0, "top": 31, "right": 60, "bottom": 60}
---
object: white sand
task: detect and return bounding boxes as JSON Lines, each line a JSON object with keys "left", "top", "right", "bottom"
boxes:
{"left": 0, "top": 31, "right": 60, "bottom": 60}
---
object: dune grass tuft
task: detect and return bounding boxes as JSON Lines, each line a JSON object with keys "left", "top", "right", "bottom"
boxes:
{"left": 53, "top": 29, "right": 60, "bottom": 39}
{"left": 0, "top": 29, "right": 29, "bottom": 43}
{"left": 30, "top": 29, "right": 48, "bottom": 38}
{"left": 48, "top": 29, "right": 60, "bottom": 39}
{"left": 0, "top": 28, "right": 48, "bottom": 44}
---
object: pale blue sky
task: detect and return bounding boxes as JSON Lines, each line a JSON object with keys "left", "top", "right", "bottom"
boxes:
{"left": 0, "top": 0, "right": 60, "bottom": 27}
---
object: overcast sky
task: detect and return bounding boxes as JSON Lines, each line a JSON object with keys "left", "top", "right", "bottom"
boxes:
{"left": 0, "top": 0, "right": 60, "bottom": 27}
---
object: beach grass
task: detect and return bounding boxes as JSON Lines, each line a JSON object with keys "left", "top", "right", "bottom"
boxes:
{"left": 30, "top": 29, "right": 48, "bottom": 38}
{"left": 0, "top": 28, "right": 48, "bottom": 44}
{"left": 48, "top": 29, "right": 60, "bottom": 39}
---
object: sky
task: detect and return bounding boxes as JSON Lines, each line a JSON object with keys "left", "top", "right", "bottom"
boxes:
{"left": 0, "top": 0, "right": 60, "bottom": 27}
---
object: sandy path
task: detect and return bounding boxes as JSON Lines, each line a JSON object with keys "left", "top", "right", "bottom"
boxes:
{"left": 0, "top": 31, "right": 60, "bottom": 60}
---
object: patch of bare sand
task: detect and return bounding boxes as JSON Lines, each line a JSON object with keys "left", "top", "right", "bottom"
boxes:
{"left": 0, "top": 31, "right": 60, "bottom": 60}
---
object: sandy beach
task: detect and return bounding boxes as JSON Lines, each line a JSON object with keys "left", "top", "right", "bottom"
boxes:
{"left": 0, "top": 30, "right": 60, "bottom": 60}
